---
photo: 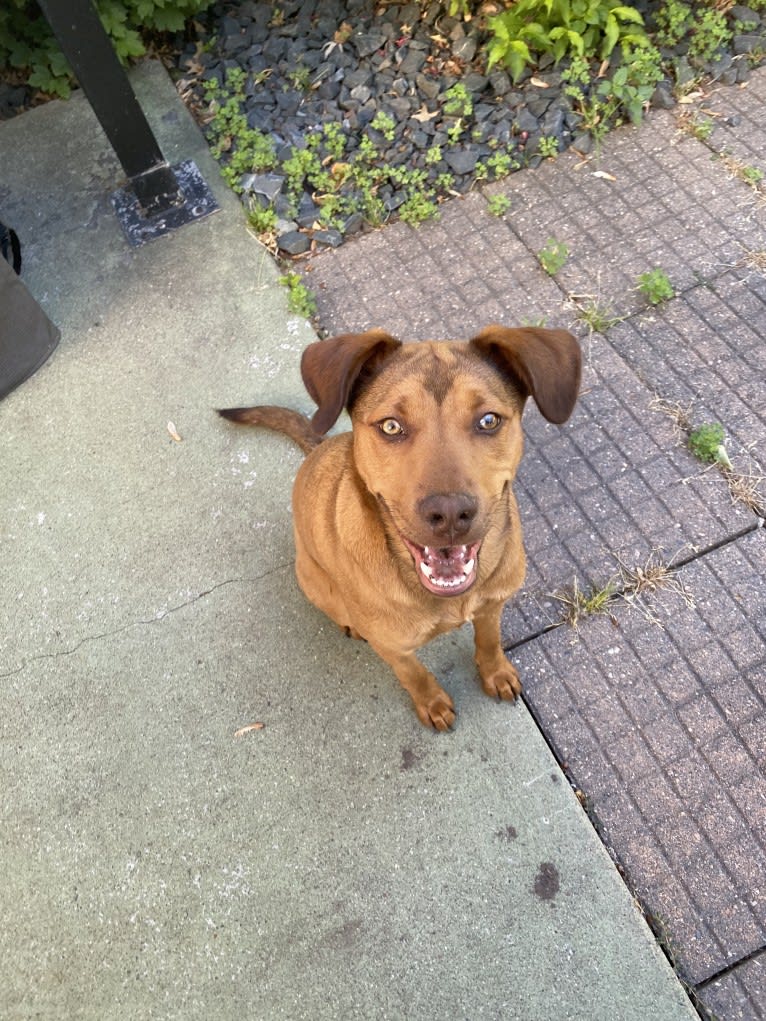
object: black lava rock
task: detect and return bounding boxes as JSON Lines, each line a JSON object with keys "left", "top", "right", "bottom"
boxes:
{"left": 278, "top": 231, "right": 311, "bottom": 255}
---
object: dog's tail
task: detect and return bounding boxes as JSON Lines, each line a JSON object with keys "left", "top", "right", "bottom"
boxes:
{"left": 217, "top": 405, "right": 322, "bottom": 455}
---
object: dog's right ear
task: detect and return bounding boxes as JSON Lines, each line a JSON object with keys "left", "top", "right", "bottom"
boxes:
{"left": 301, "top": 329, "right": 401, "bottom": 435}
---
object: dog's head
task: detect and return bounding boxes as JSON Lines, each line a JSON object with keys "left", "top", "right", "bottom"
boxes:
{"left": 301, "top": 326, "right": 581, "bottom": 597}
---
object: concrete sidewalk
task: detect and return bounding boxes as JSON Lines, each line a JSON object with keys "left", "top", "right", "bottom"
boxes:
{"left": 0, "top": 62, "right": 696, "bottom": 1019}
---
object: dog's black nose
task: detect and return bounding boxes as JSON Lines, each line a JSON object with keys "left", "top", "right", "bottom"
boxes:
{"left": 418, "top": 492, "right": 478, "bottom": 542}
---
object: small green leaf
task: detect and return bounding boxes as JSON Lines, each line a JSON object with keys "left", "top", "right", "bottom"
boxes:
{"left": 604, "top": 12, "right": 620, "bottom": 55}
{"left": 612, "top": 5, "right": 645, "bottom": 25}
{"left": 715, "top": 444, "right": 733, "bottom": 470}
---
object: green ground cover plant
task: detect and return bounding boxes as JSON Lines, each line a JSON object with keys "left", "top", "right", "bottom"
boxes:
{"left": 204, "top": 69, "right": 453, "bottom": 236}
{"left": 538, "top": 238, "right": 570, "bottom": 275}
{"left": 637, "top": 268, "right": 675, "bottom": 305}
{"left": 688, "top": 422, "right": 730, "bottom": 465}
{"left": 280, "top": 273, "right": 317, "bottom": 318}
{"left": 487, "top": 193, "right": 511, "bottom": 217}
{"left": 562, "top": 44, "right": 663, "bottom": 146}
{"left": 538, "top": 135, "right": 560, "bottom": 159}
{"left": 486, "top": 0, "right": 649, "bottom": 82}
{"left": 0, "top": 0, "right": 212, "bottom": 98}
{"left": 655, "top": 0, "right": 732, "bottom": 62}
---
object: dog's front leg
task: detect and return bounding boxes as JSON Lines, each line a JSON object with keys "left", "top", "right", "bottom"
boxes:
{"left": 367, "top": 639, "right": 456, "bottom": 731}
{"left": 473, "top": 601, "right": 522, "bottom": 701}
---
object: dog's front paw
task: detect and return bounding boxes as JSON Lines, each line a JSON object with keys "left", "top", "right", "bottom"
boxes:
{"left": 481, "top": 663, "right": 522, "bottom": 701}
{"left": 414, "top": 691, "right": 456, "bottom": 732}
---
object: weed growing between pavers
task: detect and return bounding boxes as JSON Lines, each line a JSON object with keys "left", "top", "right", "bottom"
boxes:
{"left": 688, "top": 422, "right": 731, "bottom": 467}
{"left": 538, "top": 238, "right": 570, "bottom": 276}
{"left": 679, "top": 114, "right": 766, "bottom": 195}
{"left": 679, "top": 112, "right": 715, "bottom": 141}
{"left": 570, "top": 294, "right": 624, "bottom": 334}
{"left": 614, "top": 549, "right": 695, "bottom": 627}
{"left": 743, "top": 249, "right": 766, "bottom": 274}
{"left": 721, "top": 457, "right": 766, "bottom": 516}
{"left": 486, "top": 193, "right": 512, "bottom": 218}
{"left": 650, "top": 397, "right": 766, "bottom": 518}
{"left": 717, "top": 150, "right": 766, "bottom": 193}
{"left": 649, "top": 395, "right": 693, "bottom": 434}
{"left": 551, "top": 548, "right": 696, "bottom": 631}
{"left": 636, "top": 268, "right": 675, "bottom": 305}
{"left": 551, "top": 575, "right": 618, "bottom": 629}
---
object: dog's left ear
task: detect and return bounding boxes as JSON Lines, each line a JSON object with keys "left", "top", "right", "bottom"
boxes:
{"left": 301, "top": 329, "right": 402, "bottom": 435}
{"left": 470, "top": 325, "right": 582, "bottom": 424}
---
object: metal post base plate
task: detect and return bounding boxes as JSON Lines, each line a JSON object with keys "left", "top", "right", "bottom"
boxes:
{"left": 111, "top": 159, "right": 220, "bottom": 246}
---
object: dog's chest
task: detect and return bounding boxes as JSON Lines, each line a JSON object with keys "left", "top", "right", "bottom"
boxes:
{"left": 418, "top": 590, "right": 486, "bottom": 641}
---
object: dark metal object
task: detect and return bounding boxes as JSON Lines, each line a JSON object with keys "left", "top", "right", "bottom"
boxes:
{"left": 1, "top": 254, "right": 60, "bottom": 402}
{"left": 38, "top": 0, "right": 218, "bottom": 240}
{"left": 111, "top": 159, "right": 219, "bottom": 247}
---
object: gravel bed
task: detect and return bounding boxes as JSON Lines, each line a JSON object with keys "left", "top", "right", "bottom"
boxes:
{"left": 173, "top": 0, "right": 766, "bottom": 251}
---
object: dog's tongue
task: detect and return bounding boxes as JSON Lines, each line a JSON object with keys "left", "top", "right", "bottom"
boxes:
{"left": 403, "top": 539, "right": 480, "bottom": 596}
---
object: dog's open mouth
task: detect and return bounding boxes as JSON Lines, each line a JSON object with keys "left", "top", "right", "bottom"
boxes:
{"left": 402, "top": 537, "right": 481, "bottom": 596}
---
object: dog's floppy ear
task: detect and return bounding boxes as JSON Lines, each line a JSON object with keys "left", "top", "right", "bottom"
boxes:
{"left": 301, "top": 329, "right": 402, "bottom": 435}
{"left": 470, "top": 325, "right": 581, "bottom": 424}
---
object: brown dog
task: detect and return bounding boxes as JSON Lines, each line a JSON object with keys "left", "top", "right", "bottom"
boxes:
{"left": 219, "top": 325, "right": 581, "bottom": 730}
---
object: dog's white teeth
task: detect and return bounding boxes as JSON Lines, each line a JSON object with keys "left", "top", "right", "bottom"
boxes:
{"left": 426, "top": 570, "right": 470, "bottom": 588}
{"left": 420, "top": 562, "right": 433, "bottom": 579}
{"left": 464, "top": 558, "right": 475, "bottom": 574}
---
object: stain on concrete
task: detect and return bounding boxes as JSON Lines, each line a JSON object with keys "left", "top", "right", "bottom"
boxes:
{"left": 496, "top": 824, "right": 518, "bottom": 842}
{"left": 321, "top": 918, "right": 364, "bottom": 950}
{"left": 534, "top": 862, "right": 560, "bottom": 902}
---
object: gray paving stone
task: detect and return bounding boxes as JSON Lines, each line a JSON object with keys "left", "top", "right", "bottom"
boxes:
{"left": 700, "top": 950, "right": 766, "bottom": 1021}
{"left": 609, "top": 269, "right": 766, "bottom": 472}
{"left": 505, "top": 331, "right": 748, "bottom": 637}
{"left": 512, "top": 528, "right": 766, "bottom": 987}
{"left": 695, "top": 63, "right": 766, "bottom": 173}
{"left": 483, "top": 106, "right": 765, "bottom": 317}
{"left": 304, "top": 191, "right": 566, "bottom": 340}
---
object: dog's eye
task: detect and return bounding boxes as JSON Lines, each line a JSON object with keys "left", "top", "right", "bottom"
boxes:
{"left": 477, "top": 412, "right": 502, "bottom": 432}
{"left": 379, "top": 418, "right": 404, "bottom": 437}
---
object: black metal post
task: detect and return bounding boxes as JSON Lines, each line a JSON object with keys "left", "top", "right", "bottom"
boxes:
{"left": 37, "top": 0, "right": 182, "bottom": 216}
{"left": 36, "top": 0, "right": 219, "bottom": 244}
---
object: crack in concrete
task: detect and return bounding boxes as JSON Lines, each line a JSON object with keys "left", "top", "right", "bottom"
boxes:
{"left": 0, "top": 562, "right": 292, "bottom": 680}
